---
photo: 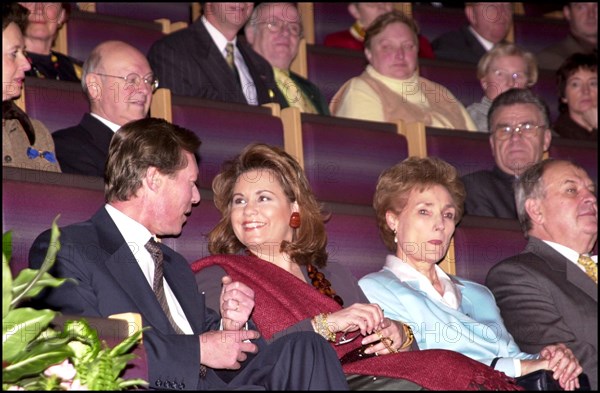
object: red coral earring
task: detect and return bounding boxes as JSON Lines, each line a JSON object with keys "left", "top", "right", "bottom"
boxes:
{"left": 290, "top": 212, "right": 301, "bottom": 242}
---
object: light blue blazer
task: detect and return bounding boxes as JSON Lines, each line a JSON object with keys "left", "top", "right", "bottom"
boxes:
{"left": 359, "top": 266, "right": 538, "bottom": 377}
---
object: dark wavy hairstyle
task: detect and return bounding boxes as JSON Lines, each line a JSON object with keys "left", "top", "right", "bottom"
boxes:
{"left": 2, "top": 3, "right": 28, "bottom": 32}
{"left": 556, "top": 52, "right": 597, "bottom": 114}
{"left": 208, "top": 143, "right": 329, "bottom": 268}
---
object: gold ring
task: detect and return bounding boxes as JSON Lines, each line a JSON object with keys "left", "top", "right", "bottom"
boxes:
{"left": 381, "top": 336, "right": 398, "bottom": 353}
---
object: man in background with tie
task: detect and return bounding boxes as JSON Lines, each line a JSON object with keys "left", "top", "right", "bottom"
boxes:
{"left": 486, "top": 158, "right": 597, "bottom": 390}
{"left": 148, "top": 2, "right": 286, "bottom": 107}
{"left": 29, "top": 118, "right": 348, "bottom": 390}
{"left": 245, "top": 2, "right": 330, "bottom": 115}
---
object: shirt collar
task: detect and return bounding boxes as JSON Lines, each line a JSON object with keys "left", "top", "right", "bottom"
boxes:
{"left": 104, "top": 204, "right": 154, "bottom": 248}
{"left": 542, "top": 239, "right": 597, "bottom": 264}
{"left": 468, "top": 26, "right": 495, "bottom": 51}
{"left": 201, "top": 15, "right": 237, "bottom": 53}
{"left": 90, "top": 113, "right": 121, "bottom": 132}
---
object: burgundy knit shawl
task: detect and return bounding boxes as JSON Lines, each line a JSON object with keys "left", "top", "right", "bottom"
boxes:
{"left": 191, "top": 255, "right": 521, "bottom": 391}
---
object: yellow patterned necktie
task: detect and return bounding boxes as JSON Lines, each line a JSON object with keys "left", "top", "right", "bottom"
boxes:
{"left": 225, "top": 42, "right": 241, "bottom": 86}
{"left": 577, "top": 254, "right": 597, "bottom": 284}
{"left": 273, "top": 67, "right": 318, "bottom": 114}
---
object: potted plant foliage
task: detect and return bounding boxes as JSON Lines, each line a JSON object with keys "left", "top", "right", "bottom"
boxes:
{"left": 2, "top": 217, "right": 147, "bottom": 390}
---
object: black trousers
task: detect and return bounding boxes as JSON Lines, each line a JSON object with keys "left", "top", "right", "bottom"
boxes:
{"left": 201, "top": 332, "right": 349, "bottom": 390}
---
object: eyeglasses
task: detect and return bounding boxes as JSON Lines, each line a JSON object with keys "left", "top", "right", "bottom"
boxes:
{"left": 493, "top": 123, "right": 546, "bottom": 140}
{"left": 260, "top": 20, "right": 302, "bottom": 37}
{"left": 492, "top": 69, "right": 528, "bottom": 85}
{"left": 94, "top": 72, "right": 159, "bottom": 92}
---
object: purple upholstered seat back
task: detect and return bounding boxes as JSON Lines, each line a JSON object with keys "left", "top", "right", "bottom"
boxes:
{"left": 92, "top": 2, "right": 193, "bottom": 24}
{"left": 313, "top": 3, "right": 355, "bottom": 45}
{"left": 307, "top": 45, "right": 367, "bottom": 104}
{"left": 22, "top": 77, "right": 88, "bottom": 133}
{"left": 67, "top": 11, "right": 164, "bottom": 62}
{"left": 170, "top": 96, "right": 285, "bottom": 189}
{"left": 418, "top": 58, "right": 479, "bottom": 107}
{"left": 2, "top": 169, "right": 105, "bottom": 277}
{"left": 300, "top": 114, "right": 409, "bottom": 206}
{"left": 425, "top": 127, "right": 496, "bottom": 176}
{"left": 324, "top": 204, "right": 388, "bottom": 280}
{"left": 548, "top": 139, "right": 598, "bottom": 184}
{"left": 453, "top": 215, "right": 527, "bottom": 285}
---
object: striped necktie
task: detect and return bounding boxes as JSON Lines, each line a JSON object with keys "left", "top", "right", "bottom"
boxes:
{"left": 145, "top": 239, "right": 185, "bottom": 334}
{"left": 577, "top": 254, "right": 597, "bottom": 284}
{"left": 273, "top": 67, "right": 318, "bottom": 114}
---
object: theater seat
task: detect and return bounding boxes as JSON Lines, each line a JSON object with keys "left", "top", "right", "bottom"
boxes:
{"left": 20, "top": 77, "right": 88, "bottom": 133}
{"left": 90, "top": 2, "right": 193, "bottom": 24}
{"left": 297, "top": 113, "right": 409, "bottom": 206}
{"left": 65, "top": 10, "right": 165, "bottom": 62}
{"left": 2, "top": 168, "right": 105, "bottom": 277}
{"left": 418, "top": 58, "right": 480, "bottom": 108}
{"left": 412, "top": 4, "right": 468, "bottom": 42}
{"left": 453, "top": 215, "right": 527, "bottom": 284}
{"left": 324, "top": 203, "right": 388, "bottom": 280}
{"left": 313, "top": 2, "right": 355, "bottom": 45}
{"left": 306, "top": 44, "right": 367, "bottom": 104}
{"left": 513, "top": 15, "right": 570, "bottom": 54}
{"left": 423, "top": 126, "right": 496, "bottom": 176}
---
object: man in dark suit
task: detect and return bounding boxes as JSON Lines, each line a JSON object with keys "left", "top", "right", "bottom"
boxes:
{"left": 52, "top": 40, "right": 155, "bottom": 177}
{"left": 432, "top": 2, "right": 512, "bottom": 63}
{"left": 486, "top": 158, "right": 597, "bottom": 390}
{"left": 462, "top": 88, "right": 552, "bottom": 218}
{"left": 30, "top": 118, "right": 349, "bottom": 390}
{"left": 148, "top": 2, "right": 286, "bottom": 107}
{"left": 244, "top": 2, "right": 330, "bottom": 115}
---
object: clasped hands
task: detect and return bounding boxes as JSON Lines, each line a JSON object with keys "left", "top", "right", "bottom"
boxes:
{"left": 328, "top": 303, "right": 406, "bottom": 355}
{"left": 521, "top": 343, "right": 583, "bottom": 391}
{"left": 199, "top": 276, "right": 259, "bottom": 370}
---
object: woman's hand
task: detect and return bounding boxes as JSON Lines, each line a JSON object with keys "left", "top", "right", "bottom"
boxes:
{"left": 521, "top": 343, "right": 582, "bottom": 391}
{"left": 326, "top": 303, "right": 384, "bottom": 336}
{"left": 220, "top": 275, "right": 255, "bottom": 331}
{"left": 360, "top": 318, "right": 407, "bottom": 355}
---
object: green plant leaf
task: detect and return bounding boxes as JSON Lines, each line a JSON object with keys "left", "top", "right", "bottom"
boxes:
{"left": 109, "top": 328, "right": 146, "bottom": 356}
{"left": 2, "top": 346, "right": 72, "bottom": 384}
{"left": 2, "top": 250, "right": 12, "bottom": 320}
{"left": 12, "top": 269, "right": 71, "bottom": 300}
{"left": 2, "top": 308, "right": 57, "bottom": 362}
{"left": 3, "top": 230, "right": 13, "bottom": 266}
{"left": 10, "top": 217, "right": 61, "bottom": 307}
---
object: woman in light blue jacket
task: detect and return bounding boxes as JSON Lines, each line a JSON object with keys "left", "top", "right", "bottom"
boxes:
{"left": 359, "top": 156, "right": 582, "bottom": 390}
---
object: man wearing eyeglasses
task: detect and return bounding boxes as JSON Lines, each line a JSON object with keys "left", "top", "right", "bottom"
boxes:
{"left": 461, "top": 88, "right": 552, "bottom": 218}
{"left": 244, "top": 2, "right": 329, "bottom": 115}
{"left": 52, "top": 40, "right": 156, "bottom": 177}
{"left": 148, "top": 2, "right": 286, "bottom": 107}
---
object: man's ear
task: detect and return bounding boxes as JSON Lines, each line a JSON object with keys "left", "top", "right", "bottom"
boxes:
{"left": 245, "top": 24, "right": 256, "bottom": 45}
{"left": 525, "top": 198, "right": 543, "bottom": 225}
{"left": 145, "top": 166, "right": 162, "bottom": 192}
{"left": 348, "top": 3, "right": 360, "bottom": 21}
{"left": 465, "top": 4, "right": 476, "bottom": 25}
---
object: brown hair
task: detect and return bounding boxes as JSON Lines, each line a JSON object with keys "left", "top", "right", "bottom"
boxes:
{"left": 105, "top": 117, "right": 201, "bottom": 202}
{"left": 364, "top": 10, "right": 419, "bottom": 50}
{"left": 209, "top": 143, "right": 328, "bottom": 267}
{"left": 374, "top": 156, "right": 466, "bottom": 252}
{"left": 2, "top": 3, "right": 28, "bottom": 32}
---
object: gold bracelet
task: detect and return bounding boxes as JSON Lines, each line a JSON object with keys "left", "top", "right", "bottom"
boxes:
{"left": 312, "top": 313, "right": 336, "bottom": 342}
{"left": 399, "top": 323, "right": 414, "bottom": 350}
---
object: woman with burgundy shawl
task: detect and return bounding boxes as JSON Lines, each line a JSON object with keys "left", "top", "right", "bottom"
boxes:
{"left": 191, "top": 143, "right": 520, "bottom": 390}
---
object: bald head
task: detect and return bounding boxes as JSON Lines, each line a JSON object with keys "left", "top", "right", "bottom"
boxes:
{"left": 82, "top": 40, "right": 154, "bottom": 126}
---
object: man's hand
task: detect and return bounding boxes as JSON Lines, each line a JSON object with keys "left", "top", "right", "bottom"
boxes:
{"left": 199, "top": 329, "right": 260, "bottom": 370}
{"left": 220, "top": 275, "right": 255, "bottom": 331}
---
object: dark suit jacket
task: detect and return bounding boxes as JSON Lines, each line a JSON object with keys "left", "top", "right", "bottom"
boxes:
{"left": 52, "top": 113, "right": 113, "bottom": 177}
{"left": 462, "top": 165, "right": 517, "bottom": 219}
{"left": 279, "top": 72, "right": 330, "bottom": 116}
{"left": 432, "top": 25, "right": 488, "bottom": 64}
{"left": 148, "top": 20, "right": 286, "bottom": 106}
{"left": 29, "top": 207, "right": 223, "bottom": 390}
{"left": 486, "top": 237, "right": 598, "bottom": 390}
